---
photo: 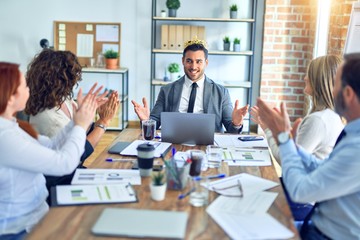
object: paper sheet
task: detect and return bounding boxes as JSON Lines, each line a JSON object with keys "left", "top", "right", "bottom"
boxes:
{"left": 208, "top": 192, "right": 278, "bottom": 214}
{"left": 120, "top": 140, "right": 172, "bottom": 158}
{"left": 56, "top": 184, "right": 137, "bottom": 205}
{"left": 71, "top": 169, "right": 141, "bottom": 185}
{"left": 206, "top": 211, "right": 294, "bottom": 240}
{"left": 223, "top": 148, "right": 272, "bottom": 166}
{"left": 206, "top": 173, "right": 279, "bottom": 197}
{"left": 214, "top": 134, "right": 268, "bottom": 148}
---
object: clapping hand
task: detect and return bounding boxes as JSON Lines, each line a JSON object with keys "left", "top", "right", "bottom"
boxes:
{"left": 97, "top": 91, "right": 120, "bottom": 126}
{"left": 256, "top": 98, "right": 291, "bottom": 138}
{"left": 76, "top": 83, "right": 108, "bottom": 109}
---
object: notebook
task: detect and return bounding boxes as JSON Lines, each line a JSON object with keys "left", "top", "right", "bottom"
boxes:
{"left": 161, "top": 112, "right": 215, "bottom": 145}
{"left": 91, "top": 208, "right": 188, "bottom": 239}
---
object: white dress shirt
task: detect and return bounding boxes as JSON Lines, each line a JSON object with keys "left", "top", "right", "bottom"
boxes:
{"left": 178, "top": 75, "right": 205, "bottom": 113}
{"left": 0, "top": 117, "right": 85, "bottom": 235}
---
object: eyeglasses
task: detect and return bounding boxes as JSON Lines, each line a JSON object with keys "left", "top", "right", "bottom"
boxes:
{"left": 211, "top": 179, "right": 244, "bottom": 197}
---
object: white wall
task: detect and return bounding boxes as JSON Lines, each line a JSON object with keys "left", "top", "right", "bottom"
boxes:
{"left": 0, "top": 0, "right": 248, "bottom": 121}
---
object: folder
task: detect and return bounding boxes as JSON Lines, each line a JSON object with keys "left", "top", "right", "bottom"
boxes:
{"left": 198, "top": 26, "right": 206, "bottom": 41}
{"left": 183, "top": 25, "right": 191, "bottom": 44}
{"left": 168, "top": 25, "right": 176, "bottom": 50}
{"left": 161, "top": 25, "right": 169, "bottom": 49}
{"left": 190, "top": 25, "right": 198, "bottom": 40}
{"left": 175, "top": 25, "right": 184, "bottom": 50}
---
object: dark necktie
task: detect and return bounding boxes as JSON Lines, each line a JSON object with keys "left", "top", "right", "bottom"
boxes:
{"left": 187, "top": 83, "right": 198, "bottom": 113}
{"left": 300, "top": 129, "right": 346, "bottom": 237}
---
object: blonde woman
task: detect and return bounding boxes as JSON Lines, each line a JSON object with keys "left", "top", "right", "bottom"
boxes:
{"left": 251, "top": 55, "right": 344, "bottom": 164}
{"left": 251, "top": 55, "right": 344, "bottom": 221}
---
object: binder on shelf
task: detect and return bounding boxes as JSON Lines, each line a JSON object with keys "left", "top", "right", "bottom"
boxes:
{"left": 197, "top": 26, "right": 206, "bottom": 41}
{"left": 175, "top": 25, "right": 184, "bottom": 50}
{"left": 168, "top": 25, "right": 177, "bottom": 50}
{"left": 190, "top": 26, "right": 198, "bottom": 39}
{"left": 183, "top": 25, "right": 191, "bottom": 43}
{"left": 161, "top": 24, "right": 169, "bottom": 49}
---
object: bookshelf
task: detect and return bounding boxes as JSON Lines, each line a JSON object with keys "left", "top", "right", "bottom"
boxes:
{"left": 150, "top": 0, "right": 265, "bottom": 132}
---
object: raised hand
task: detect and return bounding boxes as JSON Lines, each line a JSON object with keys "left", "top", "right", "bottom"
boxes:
{"left": 232, "top": 100, "right": 249, "bottom": 126}
{"left": 131, "top": 97, "right": 150, "bottom": 121}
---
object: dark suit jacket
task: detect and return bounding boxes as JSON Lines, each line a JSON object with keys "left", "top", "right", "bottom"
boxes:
{"left": 150, "top": 75, "right": 242, "bottom": 133}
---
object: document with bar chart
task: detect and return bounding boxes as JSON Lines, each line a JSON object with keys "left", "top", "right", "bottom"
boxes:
{"left": 52, "top": 183, "right": 137, "bottom": 206}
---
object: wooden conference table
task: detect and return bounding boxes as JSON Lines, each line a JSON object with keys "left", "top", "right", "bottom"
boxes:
{"left": 28, "top": 129, "right": 299, "bottom": 240}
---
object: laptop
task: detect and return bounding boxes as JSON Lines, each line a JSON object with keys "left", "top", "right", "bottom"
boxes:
{"left": 91, "top": 208, "right": 188, "bottom": 239}
{"left": 161, "top": 112, "right": 215, "bottom": 145}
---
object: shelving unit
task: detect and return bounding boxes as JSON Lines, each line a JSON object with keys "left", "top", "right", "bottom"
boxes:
{"left": 150, "top": 0, "right": 265, "bottom": 132}
{"left": 82, "top": 67, "right": 129, "bottom": 130}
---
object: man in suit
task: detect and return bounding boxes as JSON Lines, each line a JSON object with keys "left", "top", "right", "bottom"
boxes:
{"left": 256, "top": 53, "right": 360, "bottom": 239}
{"left": 132, "top": 40, "right": 249, "bottom": 133}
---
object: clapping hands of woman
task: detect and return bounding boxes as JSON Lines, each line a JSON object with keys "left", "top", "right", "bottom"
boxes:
{"left": 74, "top": 83, "right": 108, "bottom": 130}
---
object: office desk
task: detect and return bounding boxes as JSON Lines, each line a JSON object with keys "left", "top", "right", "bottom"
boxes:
{"left": 28, "top": 129, "right": 299, "bottom": 240}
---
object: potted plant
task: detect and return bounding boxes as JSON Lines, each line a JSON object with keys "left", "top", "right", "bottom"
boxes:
{"left": 160, "top": 9, "right": 167, "bottom": 18}
{"left": 168, "top": 63, "right": 180, "bottom": 81}
{"left": 103, "top": 49, "right": 119, "bottom": 69}
{"left": 230, "top": 4, "right": 238, "bottom": 19}
{"left": 233, "top": 37, "right": 241, "bottom": 52}
{"left": 166, "top": 0, "right": 180, "bottom": 17}
{"left": 150, "top": 171, "right": 167, "bottom": 201}
{"left": 223, "top": 36, "right": 230, "bottom": 51}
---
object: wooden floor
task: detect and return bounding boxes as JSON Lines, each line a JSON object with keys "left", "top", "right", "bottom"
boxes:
{"left": 83, "top": 128, "right": 282, "bottom": 177}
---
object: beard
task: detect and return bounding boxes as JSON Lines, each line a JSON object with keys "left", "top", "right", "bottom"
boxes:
{"left": 334, "top": 90, "right": 346, "bottom": 117}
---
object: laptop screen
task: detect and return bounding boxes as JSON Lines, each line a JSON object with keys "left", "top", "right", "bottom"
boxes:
{"left": 161, "top": 112, "right": 215, "bottom": 145}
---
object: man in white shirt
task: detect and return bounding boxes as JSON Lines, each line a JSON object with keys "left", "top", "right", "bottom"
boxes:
{"left": 132, "top": 40, "right": 248, "bottom": 133}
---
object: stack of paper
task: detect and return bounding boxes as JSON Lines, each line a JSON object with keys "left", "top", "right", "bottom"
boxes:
{"left": 223, "top": 148, "right": 272, "bottom": 166}
{"left": 205, "top": 173, "right": 294, "bottom": 239}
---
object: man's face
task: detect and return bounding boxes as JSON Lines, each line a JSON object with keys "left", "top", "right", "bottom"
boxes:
{"left": 182, "top": 50, "right": 208, "bottom": 82}
{"left": 333, "top": 64, "right": 346, "bottom": 116}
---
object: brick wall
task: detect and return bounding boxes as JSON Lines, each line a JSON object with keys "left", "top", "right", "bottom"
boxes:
{"left": 327, "top": 0, "right": 357, "bottom": 55}
{"left": 261, "top": 0, "right": 318, "bottom": 122}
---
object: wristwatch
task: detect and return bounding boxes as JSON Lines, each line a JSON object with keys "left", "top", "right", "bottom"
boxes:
{"left": 95, "top": 123, "right": 107, "bottom": 131}
{"left": 277, "top": 132, "right": 290, "bottom": 145}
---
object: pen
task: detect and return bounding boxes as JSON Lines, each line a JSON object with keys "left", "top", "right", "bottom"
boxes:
{"left": 178, "top": 187, "right": 195, "bottom": 200}
{"left": 106, "top": 158, "right": 135, "bottom": 162}
{"left": 193, "top": 173, "right": 226, "bottom": 181}
{"left": 172, "top": 147, "right": 176, "bottom": 157}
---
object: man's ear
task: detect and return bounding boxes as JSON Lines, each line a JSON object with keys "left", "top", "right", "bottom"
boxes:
{"left": 343, "top": 85, "right": 356, "bottom": 105}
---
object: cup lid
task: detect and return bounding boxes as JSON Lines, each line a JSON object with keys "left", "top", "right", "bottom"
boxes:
{"left": 137, "top": 143, "right": 155, "bottom": 152}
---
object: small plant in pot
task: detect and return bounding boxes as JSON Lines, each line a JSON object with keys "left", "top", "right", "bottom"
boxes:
{"left": 229, "top": 4, "right": 238, "bottom": 19}
{"left": 166, "top": 0, "right": 180, "bottom": 17}
{"left": 223, "top": 36, "right": 230, "bottom": 51}
{"left": 103, "top": 49, "right": 119, "bottom": 69}
{"left": 233, "top": 38, "right": 241, "bottom": 52}
{"left": 168, "top": 63, "right": 180, "bottom": 81}
{"left": 150, "top": 171, "right": 167, "bottom": 201}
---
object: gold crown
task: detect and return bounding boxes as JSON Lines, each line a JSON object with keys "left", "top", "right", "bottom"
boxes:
{"left": 184, "top": 37, "right": 208, "bottom": 49}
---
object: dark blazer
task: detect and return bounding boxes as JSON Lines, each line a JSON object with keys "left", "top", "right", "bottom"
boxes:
{"left": 150, "top": 75, "right": 242, "bottom": 133}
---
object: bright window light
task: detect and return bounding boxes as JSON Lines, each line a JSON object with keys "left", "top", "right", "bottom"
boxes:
{"left": 314, "top": 0, "right": 332, "bottom": 57}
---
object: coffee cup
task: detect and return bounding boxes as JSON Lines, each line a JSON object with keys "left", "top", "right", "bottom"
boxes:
{"left": 137, "top": 143, "right": 155, "bottom": 177}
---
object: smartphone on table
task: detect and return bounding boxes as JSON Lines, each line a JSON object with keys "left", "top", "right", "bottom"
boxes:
{"left": 238, "top": 136, "right": 264, "bottom": 141}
